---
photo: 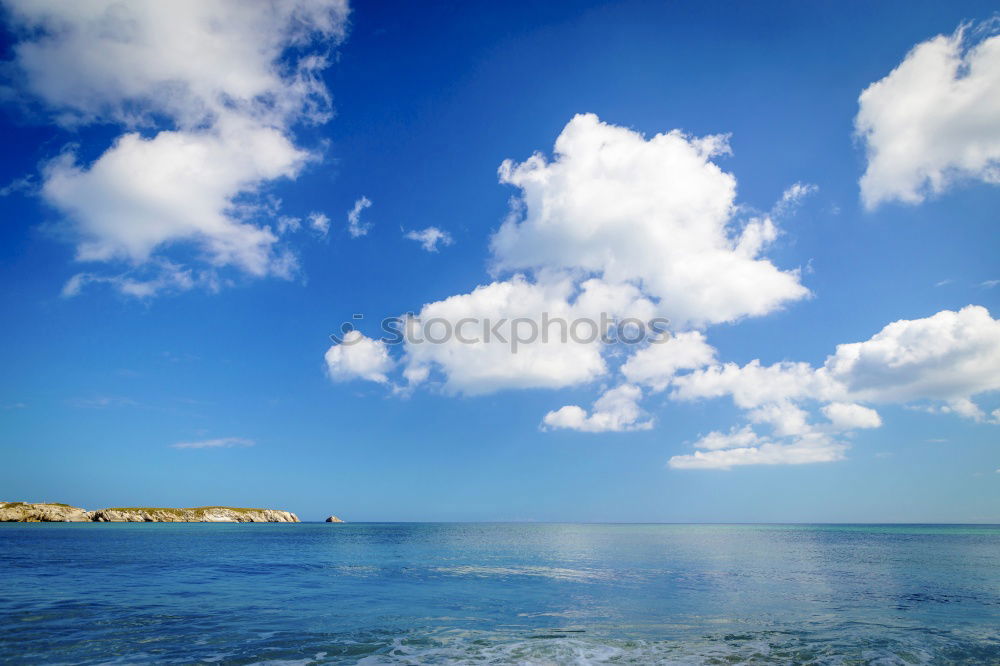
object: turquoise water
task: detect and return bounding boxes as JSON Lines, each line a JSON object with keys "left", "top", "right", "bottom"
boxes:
{"left": 1, "top": 523, "right": 999, "bottom": 664}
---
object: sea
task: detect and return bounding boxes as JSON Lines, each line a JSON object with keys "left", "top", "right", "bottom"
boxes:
{"left": 1, "top": 523, "right": 998, "bottom": 664}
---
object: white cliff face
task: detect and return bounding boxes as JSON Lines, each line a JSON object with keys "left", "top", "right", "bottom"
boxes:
{"left": 1, "top": 502, "right": 300, "bottom": 523}
{"left": 88, "top": 507, "right": 300, "bottom": 522}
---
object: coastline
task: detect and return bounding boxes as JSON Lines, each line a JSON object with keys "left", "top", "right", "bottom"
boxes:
{"left": 0, "top": 501, "right": 299, "bottom": 523}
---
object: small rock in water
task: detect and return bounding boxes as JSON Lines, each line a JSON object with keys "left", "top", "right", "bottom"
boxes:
{"left": 325, "top": 515, "right": 344, "bottom": 523}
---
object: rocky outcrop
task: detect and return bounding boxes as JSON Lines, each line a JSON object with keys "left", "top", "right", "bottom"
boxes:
{"left": 325, "top": 515, "right": 345, "bottom": 523}
{"left": 1, "top": 502, "right": 299, "bottom": 523}
{"left": 90, "top": 507, "right": 300, "bottom": 523}
{"left": 0, "top": 502, "right": 91, "bottom": 522}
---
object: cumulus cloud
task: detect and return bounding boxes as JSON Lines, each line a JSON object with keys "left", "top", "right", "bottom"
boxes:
{"left": 824, "top": 305, "right": 1000, "bottom": 407}
{"left": 44, "top": 119, "right": 308, "bottom": 272}
{"left": 492, "top": 113, "right": 809, "bottom": 327}
{"left": 821, "top": 402, "right": 883, "bottom": 430}
{"left": 322, "top": 115, "right": 825, "bottom": 457}
{"left": 3, "top": 0, "right": 348, "bottom": 296}
{"left": 668, "top": 305, "right": 1000, "bottom": 469}
{"left": 401, "top": 275, "right": 643, "bottom": 395}
{"left": 620, "top": 331, "right": 716, "bottom": 392}
{"left": 343, "top": 114, "right": 807, "bottom": 399}
{"left": 325, "top": 330, "right": 395, "bottom": 384}
{"left": 405, "top": 226, "right": 454, "bottom": 252}
{"left": 747, "top": 401, "right": 813, "bottom": 438}
{"left": 669, "top": 433, "right": 846, "bottom": 470}
{"left": 317, "top": 113, "right": 998, "bottom": 472}
{"left": 671, "top": 359, "right": 838, "bottom": 408}
{"left": 856, "top": 22, "right": 1000, "bottom": 208}
{"left": 347, "top": 196, "right": 372, "bottom": 237}
{"left": 690, "top": 425, "right": 764, "bottom": 451}
{"left": 172, "top": 437, "right": 254, "bottom": 450}
{"left": 543, "top": 384, "right": 652, "bottom": 433}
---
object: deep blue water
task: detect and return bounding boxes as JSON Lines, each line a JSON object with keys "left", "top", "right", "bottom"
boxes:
{"left": 1, "top": 523, "right": 999, "bottom": 664}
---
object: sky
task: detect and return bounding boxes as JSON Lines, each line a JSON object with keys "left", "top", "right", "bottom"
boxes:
{"left": 0, "top": 0, "right": 998, "bottom": 523}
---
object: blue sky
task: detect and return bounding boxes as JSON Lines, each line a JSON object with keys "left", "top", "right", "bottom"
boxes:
{"left": 1, "top": 1, "right": 998, "bottom": 522}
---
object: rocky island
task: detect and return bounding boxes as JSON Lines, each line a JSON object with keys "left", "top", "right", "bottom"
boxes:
{"left": 1, "top": 502, "right": 299, "bottom": 523}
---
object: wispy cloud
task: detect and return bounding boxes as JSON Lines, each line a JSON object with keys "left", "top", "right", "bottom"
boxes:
{"left": 981, "top": 279, "right": 999, "bottom": 288}
{"left": 308, "top": 212, "right": 330, "bottom": 237}
{"left": 404, "top": 226, "right": 454, "bottom": 252}
{"left": 771, "top": 182, "right": 817, "bottom": 217}
{"left": 69, "top": 396, "right": 137, "bottom": 409}
{"left": 171, "top": 437, "right": 254, "bottom": 450}
{"left": 0, "top": 174, "right": 35, "bottom": 197}
{"left": 347, "top": 196, "right": 373, "bottom": 237}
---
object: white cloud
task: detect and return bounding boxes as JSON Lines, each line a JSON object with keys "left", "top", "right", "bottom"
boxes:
{"left": 172, "top": 437, "right": 254, "bottom": 449}
{"left": 772, "top": 182, "right": 817, "bottom": 217}
{"left": 405, "top": 226, "right": 454, "bottom": 252}
{"left": 277, "top": 216, "right": 302, "bottom": 235}
{"left": 357, "top": 114, "right": 809, "bottom": 402}
{"left": 929, "top": 397, "right": 990, "bottom": 422}
{"left": 43, "top": 119, "right": 308, "bottom": 274}
{"left": 347, "top": 196, "right": 372, "bottom": 237}
{"left": 822, "top": 402, "right": 883, "bottom": 430}
{"left": 691, "top": 425, "right": 765, "bottom": 451}
{"left": 670, "top": 409, "right": 851, "bottom": 472}
{"left": 667, "top": 306, "right": 1000, "bottom": 469}
{"left": 669, "top": 433, "right": 846, "bottom": 470}
{"left": 674, "top": 306, "right": 1000, "bottom": 415}
{"left": 672, "top": 359, "right": 838, "bottom": 409}
{"left": 4, "top": 0, "right": 348, "bottom": 296}
{"left": 401, "top": 275, "right": 631, "bottom": 395}
{"left": 620, "top": 331, "right": 716, "bottom": 392}
{"left": 856, "top": 23, "right": 1000, "bottom": 208}
{"left": 5, "top": 0, "right": 346, "bottom": 126}
{"left": 275, "top": 210, "right": 329, "bottom": 238}
{"left": 314, "top": 112, "right": 999, "bottom": 472}
{"left": 747, "top": 401, "right": 813, "bottom": 437}
{"left": 62, "top": 260, "right": 211, "bottom": 299}
{"left": 0, "top": 174, "right": 35, "bottom": 197}
{"left": 491, "top": 113, "right": 809, "bottom": 327}
{"left": 308, "top": 212, "right": 330, "bottom": 237}
{"left": 825, "top": 305, "right": 1000, "bottom": 407}
{"left": 981, "top": 279, "right": 1000, "bottom": 288}
{"left": 325, "top": 330, "right": 395, "bottom": 384}
{"left": 543, "top": 384, "right": 652, "bottom": 433}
